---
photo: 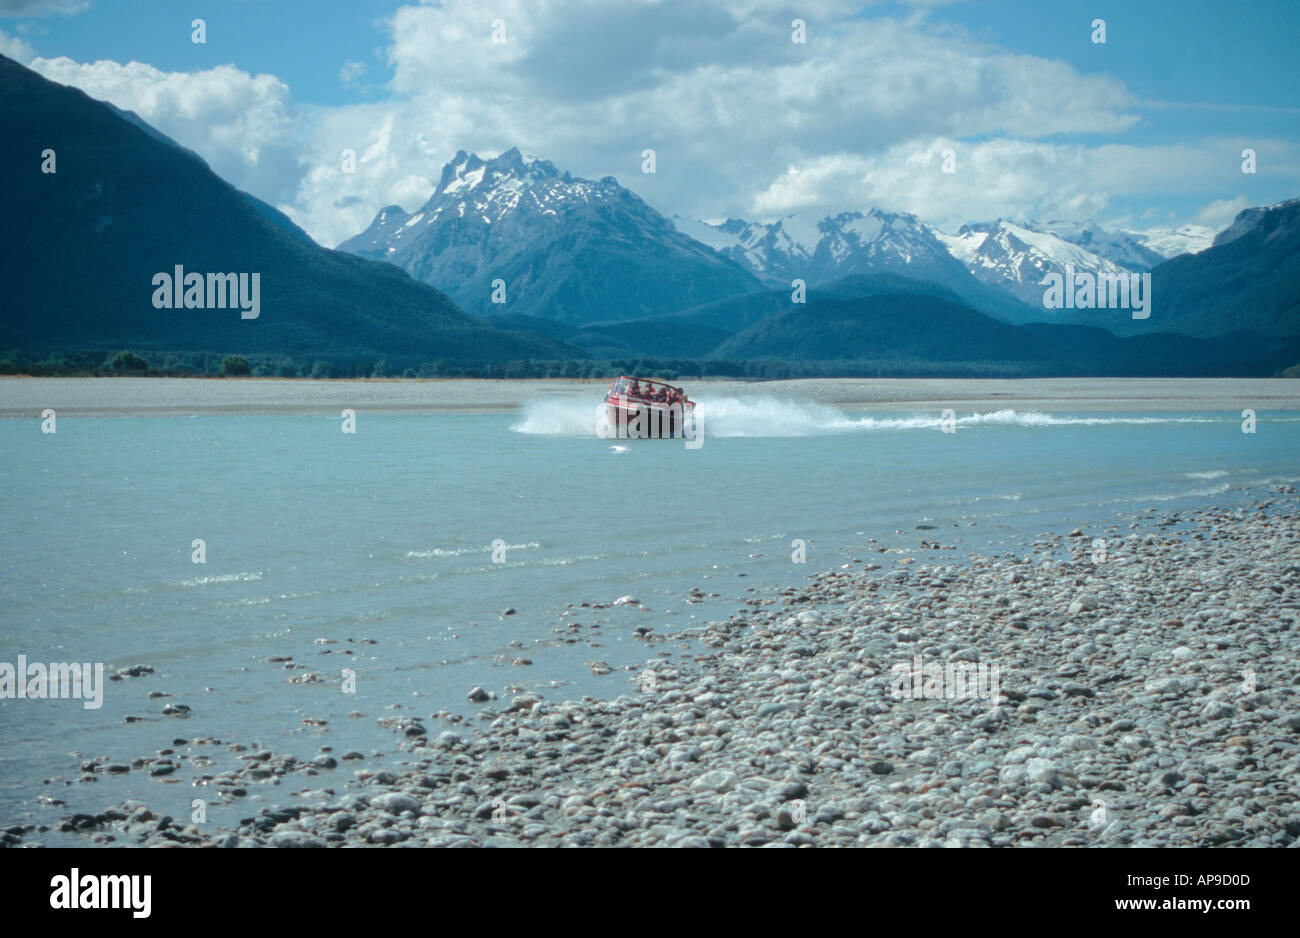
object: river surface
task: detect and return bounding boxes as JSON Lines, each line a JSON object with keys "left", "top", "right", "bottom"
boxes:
{"left": 2, "top": 395, "right": 1297, "bottom": 839}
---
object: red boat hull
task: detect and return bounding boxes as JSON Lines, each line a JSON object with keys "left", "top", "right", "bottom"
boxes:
{"left": 604, "top": 397, "right": 695, "bottom": 439}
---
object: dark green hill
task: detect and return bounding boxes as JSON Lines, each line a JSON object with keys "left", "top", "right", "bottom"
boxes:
{"left": 577, "top": 273, "right": 964, "bottom": 350}
{"left": 712, "top": 292, "right": 1300, "bottom": 376}
{"left": 486, "top": 312, "right": 729, "bottom": 359}
{"left": 1146, "top": 200, "right": 1300, "bottom": 338}
{"left": 1059, "top": 199, "right": 1300, "bottom": 339}
{"left": 714, "top": 293, "right": 1049, "bottom": 361}
{"left": 0, "top": 55, "right": 577, "bottom": 365}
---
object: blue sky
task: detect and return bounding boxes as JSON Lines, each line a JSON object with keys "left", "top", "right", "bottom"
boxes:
{"left": 3, "top": 0, "right": 1297, "bottom": 246}
{"left": 3, "top": 0, "right": 396, "bottom": 104}
{"left": 943, "top": 1, "right": 1300, "bottom": 124}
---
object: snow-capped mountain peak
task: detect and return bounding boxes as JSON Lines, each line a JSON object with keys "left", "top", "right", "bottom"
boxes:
{"left": 338, "top": 148, "right": 759, "bottom": 324}
{"left": 341, "top": 143, "right": 1284, "bottom": 330}
{"left": 677, "top": 207, "right": 954, "bottom": 283}
{"left": 434, "top": 147, "right": 564, "bottom": 198}
{"left": 672, "top": 213, "right": 834, "bottom": 283}
{"left": 1027, "top": 218, "right": 1166, "bottom": 270}
{"left": 673, "top": 208, "right": 1034, "bottom": 320}
{"left": 681, "top": 207, "right": 1223, "bottom": 305}
{"left": 932, "top": 218, "right": 1132, "bottom": 308}
{"left": 345, "top": 147, "right": 618, "bottom": 259}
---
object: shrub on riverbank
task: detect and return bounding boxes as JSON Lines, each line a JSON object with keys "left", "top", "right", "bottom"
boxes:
{"left": 220, "top": 355, "right": 252, "bottom": 376}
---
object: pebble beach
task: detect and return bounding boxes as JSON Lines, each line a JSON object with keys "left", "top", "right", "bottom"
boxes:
{"left": 14, "top": 485, "right": 1300, "bottom": 849}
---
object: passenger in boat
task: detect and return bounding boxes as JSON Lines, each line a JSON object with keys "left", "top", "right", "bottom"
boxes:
{"left": 628, "top": 380, "right": 642, "bottom": 399}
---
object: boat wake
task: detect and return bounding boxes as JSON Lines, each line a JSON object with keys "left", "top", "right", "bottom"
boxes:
{"left": 511, "top": 399, "right": 607, "bottom": 436}
{"left": 511, "top": 397, "right": 1226, "bottom": 438}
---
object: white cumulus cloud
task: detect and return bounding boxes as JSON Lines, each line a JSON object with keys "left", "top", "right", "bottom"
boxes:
{"left": 0, "top": 27, "right": 35, "bottom": 62}
{"left": 26, "top": 55, "right": 303, "bottom": 209}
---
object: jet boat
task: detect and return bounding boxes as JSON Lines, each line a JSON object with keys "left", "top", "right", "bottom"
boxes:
{"left": 603, "top": 376, "right": 695, "bottom": 439}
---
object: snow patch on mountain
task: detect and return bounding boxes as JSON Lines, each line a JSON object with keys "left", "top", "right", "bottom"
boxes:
{"left": 1029, "top": 219, "right": 1166, "bottom": 270}
{"left": 933, "top": 228, "right": 986, "bottom": 267}
{"left": 1120, "top": 224, "right": 1216, "bottom": 259}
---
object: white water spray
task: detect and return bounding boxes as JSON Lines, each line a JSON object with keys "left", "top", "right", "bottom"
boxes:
{"left": 511, "top": 397, "right": 1223, "bottom": 438}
